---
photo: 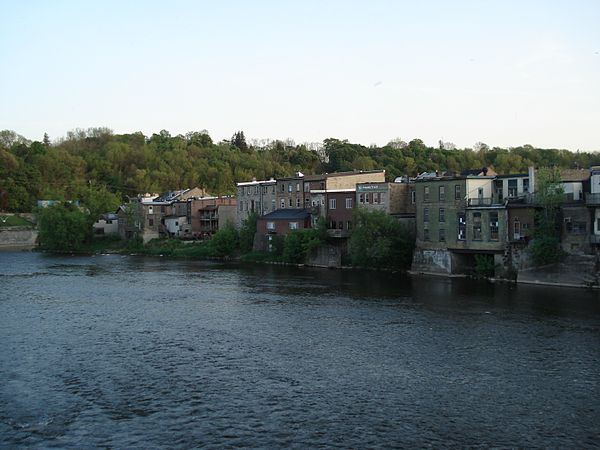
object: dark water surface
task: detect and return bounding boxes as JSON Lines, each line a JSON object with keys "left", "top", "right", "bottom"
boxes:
{"left": 1, "top": 251, "right": 599, "bottom": 448}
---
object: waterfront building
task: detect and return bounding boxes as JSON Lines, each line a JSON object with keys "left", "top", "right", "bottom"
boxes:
{"left": 235, "top": 178, "right": 277, "bottom": 228}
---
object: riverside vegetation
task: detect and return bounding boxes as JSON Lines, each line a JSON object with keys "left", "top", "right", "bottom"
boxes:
{"left": 2, "top": 127, "right": 597, "bottom": 272}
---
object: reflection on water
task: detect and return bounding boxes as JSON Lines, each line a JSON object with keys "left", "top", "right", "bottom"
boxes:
{"left": 0, "top": 251, "right": 599, "bottom": 448}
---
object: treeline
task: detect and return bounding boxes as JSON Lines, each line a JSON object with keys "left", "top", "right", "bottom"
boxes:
{"left": 1, "top": 128, "right": 599, "bottom": 212}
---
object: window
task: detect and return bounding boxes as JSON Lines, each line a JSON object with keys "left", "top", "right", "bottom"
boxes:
{"left": 359, "top": 193, "right": 365, "bottom": 204}
{"left": 263, "top": 186, "right": 267, "bottom": 194}
{"left": 304, "top": 183, "right": 310, "bottom": 192}
{"left": 523, "top": 178, "right": 530, "bottom": 193}
{"left": 280, "top": 199, "right": 285, "bottom": 208}
{"left": 149, "top": 218, "right": 154, "bottom": 226}
{"left": 288, "top": 198, "right": 292, "bottom": 207}
{"left": 347, "top": 221, "right": 352, "bottom": 230}
{"left": 271, "top": 199, "right": 275, "bottom": 211}
{"left": 305, "top": 198, "right": 310, "bottom": 208}
{"left": 508, "top": 179, "right": 518, "bottom": 197}
{"left": 267, "top": 221, "right": 275, "bottom": 230}
{"left": 458, "top": 212, "right": 466, "bottom": 240}
{"left": 148, "top": 206, "right": 153, "bottom": 214}
{"left": 424, "top": 208, "right": 429, "bottom": 223}
{"left": 455, "top": 185, "right": 461, "bottom": 200}
{"left": 439, "top": 186, "right": 445, "bottom": 202}
{"left": 424, "top": 186, "right": 430, "bottom": 202}
{"left": 346, "top": 198, "right": 353, "bottom": 209}
{"left": 329, "top": 198, "right": 337, "bottom": 209}
{"left": 288, "top": 184, "right": 293, "bottom": 193}
{"left": 365, "top": 193, "right": 370, "bottom": 204}
{"left": 296, "top": 198, "right": 301, "bottom": 207}
{"left": 280, "top": 184, "right": 285, "bottom": 192}
{"left": 373, "top": 193, "right": 380, "bottom": 204}
{"left": 424, "top": 228, "right": 430, "bottom": 241}
{"left": 568, "top": 221, "right": 587, "bottom": 234}
{"left": 490, "top": 212, "right": 499, "bottom": 240}
{"left": 289, "top": 222, "right": 299, "bottom": 230}
{"left": 255, "top": 186, "right": 259, "bottom": 195}
{"left": 439, "top": 228, "right": 446, "bottom": 242}
{"left": 439, "top": 208, "right": 445, "bottom": 223}
{"left": 473, "top": 212, "right": 482, "bottom": 240}
{"left": 296, "top": 183, "right": 300, "bottom": 192}
{"left": 411, "top": 191, "right": 416, "bottom": 204}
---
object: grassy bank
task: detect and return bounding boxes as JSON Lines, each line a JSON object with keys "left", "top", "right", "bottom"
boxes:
{"left": 0, "top": 215, "right": 34, "bottom": 228}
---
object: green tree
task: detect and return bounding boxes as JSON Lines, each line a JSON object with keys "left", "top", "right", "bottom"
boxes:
{"left": 530, "top": 167, "right": 564, "bottom": 265}
{"left": 239, "top": 212, "right": 258, "bottom": 253}
{"left": 209, "top": 223, "right": 239, "bottom": 257}
{"left": 231, "top": 131, "right": 249, "bottom": 153}
{"left": 37, "top": 203, "right": 89, "bottom": 251}
{"left": 349, "top": 208, "right": 415, "bottom": 269}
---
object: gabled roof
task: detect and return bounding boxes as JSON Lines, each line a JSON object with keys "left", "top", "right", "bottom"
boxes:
{"left": 259, "top": 208, "right": 310, "bottom": 220}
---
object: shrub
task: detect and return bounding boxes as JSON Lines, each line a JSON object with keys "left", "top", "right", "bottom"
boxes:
{"left": 37, "top": 203, "right": 89, "bottom": 251}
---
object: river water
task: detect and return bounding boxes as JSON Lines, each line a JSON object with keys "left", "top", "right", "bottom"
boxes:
{"left": 0, "top": 251, "right": 599, "bottom": 448}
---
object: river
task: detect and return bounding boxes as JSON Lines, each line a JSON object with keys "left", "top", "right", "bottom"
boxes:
{"left": 1, "top": 251, "right": 599, "bottom": 448}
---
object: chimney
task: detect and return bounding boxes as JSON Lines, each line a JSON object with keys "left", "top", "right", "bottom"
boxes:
{"left": 528, "top": 166, "right": 535, "bottom": 193}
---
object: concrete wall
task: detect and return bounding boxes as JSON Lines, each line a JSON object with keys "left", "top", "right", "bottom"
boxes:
{"left": 0, "top": 228, "right": 38, "bottom": 249}
{"left": 411, "top": 248, "right": 452, "bottom": 274}
{"left": 307, "top": 244, "right": 343, "bottom": 268}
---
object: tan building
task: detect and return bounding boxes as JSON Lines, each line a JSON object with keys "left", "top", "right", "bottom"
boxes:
{"left": 189, "top": 196, "right": 237, "bottom": 239}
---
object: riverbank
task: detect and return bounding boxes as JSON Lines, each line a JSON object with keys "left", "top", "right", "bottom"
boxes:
{"left": 25, "top": 235, "right": 600, "bottom": 290}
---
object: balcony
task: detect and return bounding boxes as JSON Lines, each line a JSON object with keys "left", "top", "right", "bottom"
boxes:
{"left": 586, "top": 193, "right": 600, "bottom": 206}
{"left": 466, "top": 198, "right": 494, "bottom": 207}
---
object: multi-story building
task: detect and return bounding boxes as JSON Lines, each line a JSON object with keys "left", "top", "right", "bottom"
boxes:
{"left": 276, "top": 174, "right": 306, "bottom": 211}
{"left": 411, "top": 173, "right": 514, "bottom": 276}
{"left": 255, "top": 209, "right": 312, "bottom": 251}
{"left": 560, "top": 169, "right": 591, "bottom": 254}
{"left": 236, "top": 178, "right": 277, "bottom": 228}
{"left": 189, "top": 196, "right": 237, "bottom": 239}
{"left": 586, "top": 167, "right": 600, "bottom": 248}
{"left": 308, "top": 170, "right": 386, "bottom": 233}
{"left": 356, "top": 179, "right": 416, "bottom": 230}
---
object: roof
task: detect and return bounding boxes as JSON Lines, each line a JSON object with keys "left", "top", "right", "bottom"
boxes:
{"left": 310, "top": 189, "right": 356, "bottom": 194}
{"left": 460, "top": 167, "right": 497, "bottom": 176}
{"left": 496, "top": 173, "right": 529, "bottom": 178}
{"left": 236, "top": 178, "right": 276, "bottom": 187}
{"left": 259, "top": 208, "right": 311, "bottom": 220}
{"left": 560, "top": 169, "right": 590, "bottom": 182}
{"left": 305, "top": 170, "right": 385, "bottom": 181}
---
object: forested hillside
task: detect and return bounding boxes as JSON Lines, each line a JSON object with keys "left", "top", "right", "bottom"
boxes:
{"left": 1, "top": 128, "right": 598, "bottom": 213}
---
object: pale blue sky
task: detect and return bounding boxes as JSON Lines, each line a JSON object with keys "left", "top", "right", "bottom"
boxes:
{"left": 1, "top": 0, "right": 599, "bottom": 150}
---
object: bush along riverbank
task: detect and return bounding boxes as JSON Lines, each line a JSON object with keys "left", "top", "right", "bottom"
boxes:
{"left": 35, "top": 208, "right": 416, "bottom": 272}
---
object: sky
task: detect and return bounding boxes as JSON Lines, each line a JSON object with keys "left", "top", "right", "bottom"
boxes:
{"left": 1, "top": 0, "right": 599, "bottom": 151}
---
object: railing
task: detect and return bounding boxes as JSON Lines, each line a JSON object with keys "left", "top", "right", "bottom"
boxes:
{"left": 467, "top": 198, "right": 494, "bottom": 207}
